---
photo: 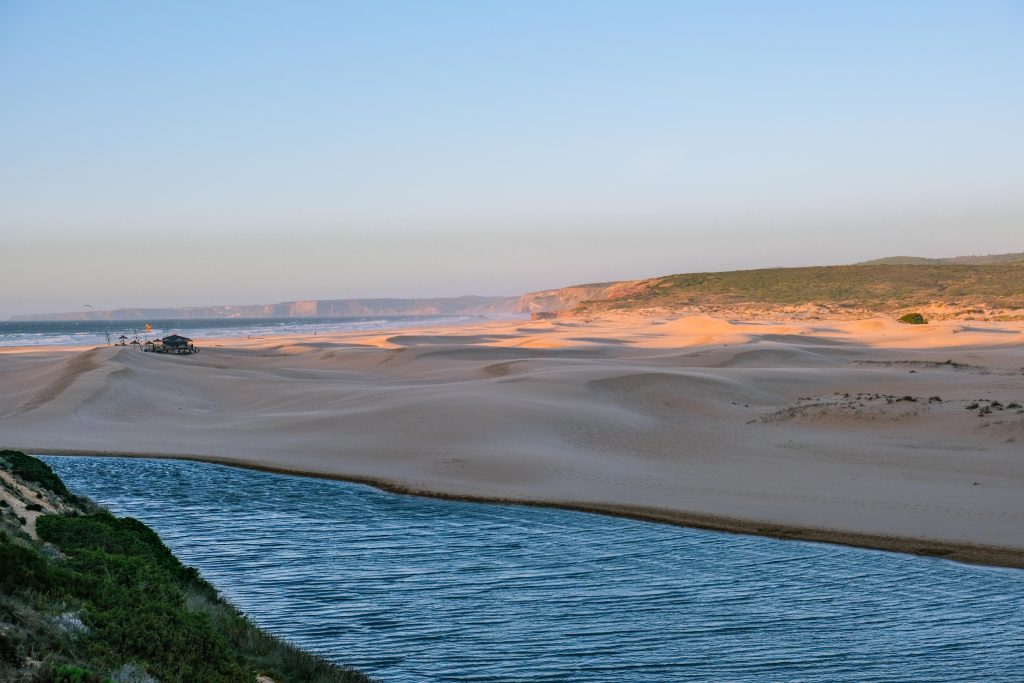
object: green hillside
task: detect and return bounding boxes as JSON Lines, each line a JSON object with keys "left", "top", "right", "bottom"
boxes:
{"left": 575, "top": 263, "right": 1024, "bottom": 315}
{"left": 0, "top": 450, "right": 373, "bottom": 683}
{"left": 859, "top": 252, "right": 1024, "bottom": 265}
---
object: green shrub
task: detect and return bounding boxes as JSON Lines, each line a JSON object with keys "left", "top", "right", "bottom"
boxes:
{"left": 0, "top": 533, "right": 61, "bottom": 593}
{"left": 37, "top": 511, "right": 208, "bottom": 590}
{"left": 0, "top": 629, "right": 19, "bottom": 665}
{"left": 1, "top": 450, "right": 372, "bottom": 683}
{"left": 898, "top": 312, "right": 927, "bottom": 324}
{"left": 36, "top": 514, "right": 249, "bottom": 682}
{"left": 0, "top": 451, "right": 70, "bottom": 497}
{"left": 40, "top": 664, "right": 112, "bottom": 683}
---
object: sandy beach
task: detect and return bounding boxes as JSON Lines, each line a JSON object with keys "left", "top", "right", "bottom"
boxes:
{"left": 2, "top": 314, "right": 1022, "bottom": 567}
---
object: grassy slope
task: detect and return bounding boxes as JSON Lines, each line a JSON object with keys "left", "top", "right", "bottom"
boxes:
{"left": 859, "top": 252, "right": 1024, "bottom": 265}
{"left": 0, "top": 450, "right": 374, "bottom": 683}
{"left": 575, "top": 263, "right": 1024, "bottom": 314}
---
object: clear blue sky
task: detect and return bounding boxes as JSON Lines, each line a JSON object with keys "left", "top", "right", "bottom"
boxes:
{"left": 2, "top": 1, "right": 1022, "bottom": 315}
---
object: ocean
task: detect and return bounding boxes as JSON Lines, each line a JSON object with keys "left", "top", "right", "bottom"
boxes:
{"left": 0, "top": 315, "right": 486, "bottom": 348}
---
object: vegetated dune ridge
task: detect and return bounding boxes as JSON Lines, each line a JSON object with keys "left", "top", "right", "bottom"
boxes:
{"left": 571, "top": 262, "right": 1024, "bottom": 319}
{"left": 1, "top": 314, "right": 1023, "bottom": 568}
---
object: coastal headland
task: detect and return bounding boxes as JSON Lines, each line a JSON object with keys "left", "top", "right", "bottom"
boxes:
{"left": 2, "top": 314, "right": 1023, "bottom": 567}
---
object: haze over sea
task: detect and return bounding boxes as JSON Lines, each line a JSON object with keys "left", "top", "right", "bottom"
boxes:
{"left": 0, "top": 316, "right": 480, "bottom": 348}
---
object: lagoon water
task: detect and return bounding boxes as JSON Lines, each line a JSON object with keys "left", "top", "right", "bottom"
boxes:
{"left": 43, "top": 456, "right": 1024, "bottom": 682}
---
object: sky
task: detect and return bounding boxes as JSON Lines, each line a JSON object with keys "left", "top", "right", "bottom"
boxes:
{"left": 1, "top": 1, "right": 1023, "bottom": 316}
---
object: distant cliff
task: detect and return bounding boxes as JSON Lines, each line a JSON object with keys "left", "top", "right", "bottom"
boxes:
{"left": 12, "top": 296, "right": 520, "bottom": 321}
{"left": 518, "top": 253, "right": 1024, "bottom": 320}
{"left": 513, "top": 280, "right": 652, "bottom": 314}
{"left": 14, "top": 252, "right": 1024, "bottom": 322}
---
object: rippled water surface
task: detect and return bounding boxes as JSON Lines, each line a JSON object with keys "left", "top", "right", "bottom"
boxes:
{"left": 43, "top": 456, "right": 1024, "bottom": 682}
{"left": 0, "top": 315, "right": 475, "bottom": 347}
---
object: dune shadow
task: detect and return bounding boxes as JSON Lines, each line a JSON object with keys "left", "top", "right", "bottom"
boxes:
{"left": 958, "top": 326, "right": 1020, "bottom": 335}
{"left": 758, "top": 334, "right": 851, "bottom": 346}
{"left": 387, "top": 334, "right": 517, "bottom": 346}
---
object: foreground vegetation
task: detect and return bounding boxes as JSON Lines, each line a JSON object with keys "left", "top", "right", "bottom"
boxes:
{"left": 575, "top": 262, "right": 1024, "bottom": 316}
{"left": 0, "top": 450, "right": 373, "bottom": 683}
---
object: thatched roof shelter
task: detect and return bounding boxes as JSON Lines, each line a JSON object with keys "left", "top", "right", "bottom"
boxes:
{"left": 161, "top": 334, "right": 192, "bottom": 348}
{"left": 144, "top": 334, "right": 197, "bottom": 354}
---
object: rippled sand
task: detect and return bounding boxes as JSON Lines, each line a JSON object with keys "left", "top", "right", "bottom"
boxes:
{"left": 3, "top": 314, "right": 1024, "bottom": 566}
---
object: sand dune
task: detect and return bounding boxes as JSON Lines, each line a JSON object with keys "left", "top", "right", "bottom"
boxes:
{"left": 2, "top": 314, "right": 1023, "bottom": 567}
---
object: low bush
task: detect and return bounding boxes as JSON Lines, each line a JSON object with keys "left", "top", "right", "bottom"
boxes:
{"left": 35, "top": 514, "right": 251, "bottom": 682}
{"left": 898, "top": 312, "right": 927, "bottom": 325}
{"left": 0, "top": 451, "right": 70, "bottom": 497}
{"left": 35, "top": 664, "right": 112, "bottom": 683}
{"left": 0, "top": 447, "right": 372, "bottom": 683}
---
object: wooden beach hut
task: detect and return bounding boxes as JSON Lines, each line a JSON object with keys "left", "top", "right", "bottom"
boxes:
{"left": 159, "top": 334, "right": 197, "bottom": 355}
